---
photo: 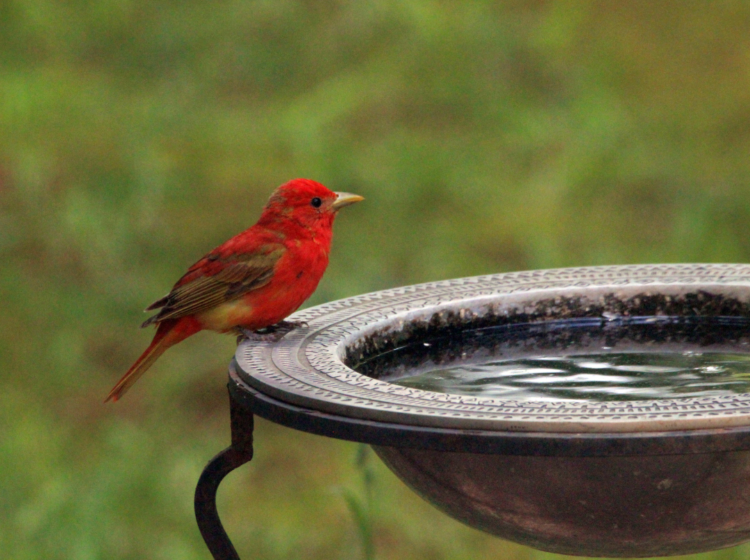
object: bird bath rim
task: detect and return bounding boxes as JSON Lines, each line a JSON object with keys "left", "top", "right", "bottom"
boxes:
{"left": 233, "top": 264, "right": 750, "bottom": 436}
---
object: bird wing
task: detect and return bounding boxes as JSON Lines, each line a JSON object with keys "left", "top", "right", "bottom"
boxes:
{"left": 142, "top": 244, "right": 285, "bottom": 327}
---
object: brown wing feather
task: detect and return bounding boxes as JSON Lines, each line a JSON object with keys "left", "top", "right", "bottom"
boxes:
{"left": 141, "top": 248, "right": 283, "bottom": 328}
{"left": 145, "top": 294, "right": 170, "bottom": 311}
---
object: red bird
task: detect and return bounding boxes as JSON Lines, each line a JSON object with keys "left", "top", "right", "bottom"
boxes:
{"left": 105, "top": 178, "right": 363, "bottom": 402}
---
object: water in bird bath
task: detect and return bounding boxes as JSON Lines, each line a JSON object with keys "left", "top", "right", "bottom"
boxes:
{"left": 354, "top": 316, "right": 750, "bottom": 402}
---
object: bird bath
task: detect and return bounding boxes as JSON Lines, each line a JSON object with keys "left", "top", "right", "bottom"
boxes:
{"left": 196, "top": 264, "right": 750, "bottom": 558}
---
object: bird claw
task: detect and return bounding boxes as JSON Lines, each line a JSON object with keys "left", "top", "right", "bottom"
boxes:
{"left": 235, "top": 320, "right": 309, "bottom": 344}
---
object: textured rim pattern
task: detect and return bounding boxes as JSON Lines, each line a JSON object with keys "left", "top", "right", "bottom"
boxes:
{"left": 234, "top": 264, "right": 750, "bottom": 433}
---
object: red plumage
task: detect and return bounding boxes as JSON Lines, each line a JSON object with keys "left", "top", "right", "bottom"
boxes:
{"left": 105, "top": 178, "right": 363, "bottom": 402}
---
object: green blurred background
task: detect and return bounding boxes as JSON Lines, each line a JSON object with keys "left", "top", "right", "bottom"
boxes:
{"left": 4, "top": 1, "right": 750, "bottom": 559}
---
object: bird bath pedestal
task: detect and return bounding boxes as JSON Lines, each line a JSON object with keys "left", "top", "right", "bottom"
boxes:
{"left": 194, "top": 264, "right": 750, "bottom": 559}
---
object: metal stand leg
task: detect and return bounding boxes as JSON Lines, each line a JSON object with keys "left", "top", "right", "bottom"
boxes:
{"left": 195, "top": 395, "right": 254, "bottom": 560}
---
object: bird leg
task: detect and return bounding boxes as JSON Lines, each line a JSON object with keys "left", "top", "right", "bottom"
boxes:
{"left": 235, "top": 320, "right": 309, "bottom": 344}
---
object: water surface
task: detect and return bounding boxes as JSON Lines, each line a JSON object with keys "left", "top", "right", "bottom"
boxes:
{"left": 354, "top": 316, "right": 750, "bottom": 402}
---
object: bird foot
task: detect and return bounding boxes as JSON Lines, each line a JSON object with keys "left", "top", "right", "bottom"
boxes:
{"left": 235, "top": 320, "right": 309, "bottom": 344}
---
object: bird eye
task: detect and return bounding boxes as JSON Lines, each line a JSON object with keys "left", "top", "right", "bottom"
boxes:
{"left": 311, "top": 197, "right": 322, "bottom": 208}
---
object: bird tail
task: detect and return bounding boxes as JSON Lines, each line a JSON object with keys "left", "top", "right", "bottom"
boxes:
{"left": 105, "top": 318, "right": 200, "bottom": 403}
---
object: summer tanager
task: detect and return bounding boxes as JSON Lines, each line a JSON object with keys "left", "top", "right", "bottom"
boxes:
{"left": 105, "top": 178, "right": 363, "bottom": 402}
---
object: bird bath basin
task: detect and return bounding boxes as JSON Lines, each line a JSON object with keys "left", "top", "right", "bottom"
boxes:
{"left": 199, "top": 264, "right": 750, "bottom": 558}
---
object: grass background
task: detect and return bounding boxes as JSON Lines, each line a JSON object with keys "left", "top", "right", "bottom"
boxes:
{"left": 4, "top": 1, "right": 750, "bottom": 558}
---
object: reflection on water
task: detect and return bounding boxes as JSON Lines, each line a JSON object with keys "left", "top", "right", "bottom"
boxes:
{"left": 353, "top": 316, "right": 750, "bottom": 402}
{"left": 394, "top": 351, "right": 750, "bottom": 401}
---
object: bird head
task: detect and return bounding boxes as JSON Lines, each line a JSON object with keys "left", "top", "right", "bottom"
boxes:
{"left": 260, "top": 178, "right": 363, "bottom": 230}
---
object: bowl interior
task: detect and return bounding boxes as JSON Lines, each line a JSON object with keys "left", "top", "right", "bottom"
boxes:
{"left": 234, "top": 265, "right": 750, "bottom": 433}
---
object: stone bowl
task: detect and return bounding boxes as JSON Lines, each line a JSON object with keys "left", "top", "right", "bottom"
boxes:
{"left": 231, "top": 264, "right": 750, "bottom": 557}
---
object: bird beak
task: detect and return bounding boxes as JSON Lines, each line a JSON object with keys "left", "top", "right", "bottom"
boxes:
{"left": 331, "top": 192, "right": 364, "bottom": 211}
